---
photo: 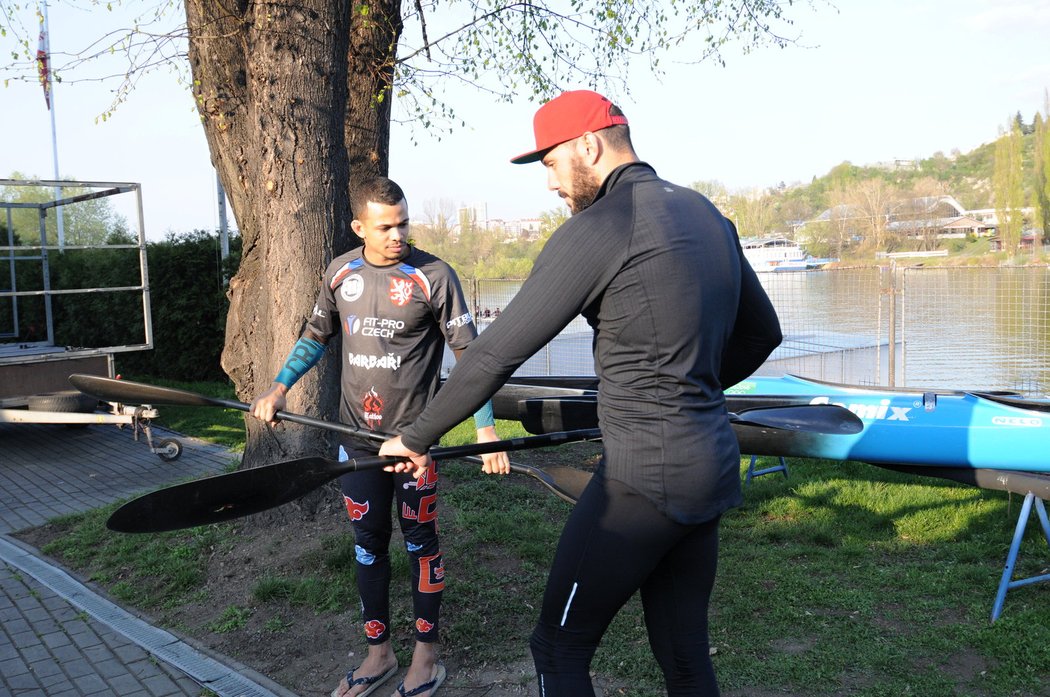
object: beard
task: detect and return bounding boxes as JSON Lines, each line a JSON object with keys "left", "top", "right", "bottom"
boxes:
{"left": 566, "top": 156, "right": 602, "bottom": 215}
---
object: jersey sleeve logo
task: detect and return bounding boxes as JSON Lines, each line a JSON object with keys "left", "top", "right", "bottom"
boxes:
{"left": 396, "top": 263, "right": 432, "bottom": 301}
{"left": 330, "top": 258, "right": 364, "bottom": 289}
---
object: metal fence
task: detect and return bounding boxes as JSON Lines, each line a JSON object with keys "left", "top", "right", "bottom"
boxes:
{"left": 461, "top": 266, "right": 1050, "bottom": 396}
{"left": 472, "top": 279, "right": 595, "bottom": 376}
{"left": 898, "top": 266, "right": 1050, "bottom": 395}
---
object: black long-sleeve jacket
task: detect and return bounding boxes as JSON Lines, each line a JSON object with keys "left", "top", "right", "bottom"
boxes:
{"left": 403, "top": 162, "right": 782, "bottom": 523}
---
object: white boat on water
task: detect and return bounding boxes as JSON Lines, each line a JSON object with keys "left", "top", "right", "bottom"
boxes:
{"left": 741, "top": 237, "right": 832, "bottom": 273}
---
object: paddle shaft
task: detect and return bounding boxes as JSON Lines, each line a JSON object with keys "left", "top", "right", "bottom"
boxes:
{"left": 72, "top": 374, "right": 594, "bottom": 506}
{"left": 71, "top": 374, "right": 860, "bottom": 438}
{"left": 69, "top": 374, "right": 377, "bottom": 440}
{"left": 346, "top": 428, "right": 602, "bottom": 468}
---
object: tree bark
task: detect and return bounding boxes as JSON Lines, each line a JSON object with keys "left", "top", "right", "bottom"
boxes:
{"left": 345, "top": 0, "right": 402, "bottom": 214}
{"left": 185, "top": 1, "right": 361, "bottom": 520}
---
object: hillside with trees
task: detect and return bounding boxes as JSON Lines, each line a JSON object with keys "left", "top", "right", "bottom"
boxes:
{"left": 708, "top": 107, "right": 1050, "bottom": 260}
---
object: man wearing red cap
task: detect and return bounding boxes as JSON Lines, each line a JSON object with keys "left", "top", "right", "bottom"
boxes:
{"left": 382, "top": 90, "right": 783, "bottom": 695}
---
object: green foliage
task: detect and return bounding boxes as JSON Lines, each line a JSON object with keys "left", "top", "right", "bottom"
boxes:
{"left": 264, "top": 615, "right": 292, "bottom": 633}
{"left": 208, "top": 606, "right": 253, "bottom": 633}
{"left": 993, "top": 120, "right": 1025, "bottom": 254}
{"left": 1035, "top": 112, "right": 1050, "bottom": 239}
{"left": 117, "top": 230, "right": 241, "bottom": 381}
{"left": 392, "top": 1, "right": 810, "bottom": 132}
{"left": 1, "top": 227, "right": 240, "bottom": 381}
{"left": 38, "top": 506, "right": 225, "bottom": 610}
{"left": 721, "top": 110, "right": 1046, "bottom": 252}
{"left": 0, "top": 176, "right": 130, "bottom": 246}
{"left": 413, "top": 221, "right": 549, "bottom": 281}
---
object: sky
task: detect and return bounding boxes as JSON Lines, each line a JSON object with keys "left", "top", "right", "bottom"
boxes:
{"left": 2, "top": 0, "right": 1049, "bottom": 240}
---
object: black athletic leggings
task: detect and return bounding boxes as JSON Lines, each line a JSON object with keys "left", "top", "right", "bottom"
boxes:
{"left": 530, "top": 472, "right": 721, "bottom": 696}
{"left": 337, "top": 443, "right": 443, "bottom": 645}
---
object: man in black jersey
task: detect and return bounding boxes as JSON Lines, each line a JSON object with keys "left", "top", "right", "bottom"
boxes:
{"left": 380, "top": 91, "right": 782, "bottom": 695}
{"left": 250, "top": 177, "right": 508, "bottom": 697}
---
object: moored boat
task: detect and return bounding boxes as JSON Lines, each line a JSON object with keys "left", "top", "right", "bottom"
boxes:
{"left": 741, "top": 237, "right": 833, "bottom": 273}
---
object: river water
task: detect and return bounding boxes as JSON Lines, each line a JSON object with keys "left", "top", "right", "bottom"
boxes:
{"left": 470, "top": 266, "right": 1050, "bottom": 396}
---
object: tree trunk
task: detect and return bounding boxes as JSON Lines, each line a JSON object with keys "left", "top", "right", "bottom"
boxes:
{"left": 186, "top": 0, "right": 360, "bottom": 519}
{"left": 345, "top": 0, "right": 402, "bottom": 212}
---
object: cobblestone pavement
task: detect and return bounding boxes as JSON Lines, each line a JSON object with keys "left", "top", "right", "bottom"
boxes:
{"left": 0, "top": 419, "right": 297, "bottom": 697}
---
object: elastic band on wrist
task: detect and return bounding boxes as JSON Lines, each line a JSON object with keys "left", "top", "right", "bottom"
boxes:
{"left": 472, "top": 400, "right": 496, "bottom": 430}
{"left": 274, "top": 337, "right": 325, "bottom": 388}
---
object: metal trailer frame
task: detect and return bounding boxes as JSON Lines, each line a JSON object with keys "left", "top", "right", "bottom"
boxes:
{"left": 0, "top": 179, "right": 180, "bottom": 460}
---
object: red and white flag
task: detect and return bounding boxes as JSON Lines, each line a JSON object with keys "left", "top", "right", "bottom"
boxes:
{"left": 36, "top": 23, "right": 51, "bottom": 110}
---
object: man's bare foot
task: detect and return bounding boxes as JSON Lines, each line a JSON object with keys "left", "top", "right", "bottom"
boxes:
{"left": 390, "top": 641, "right": 443, "bottom": 697}
{"left": 331, "top": 643, "right": 398, "bottom": 697}
{"left": 391, "top": 662, "right": 445, "bottom": 697}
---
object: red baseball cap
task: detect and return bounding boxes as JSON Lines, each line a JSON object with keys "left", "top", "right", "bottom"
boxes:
{"left": 510, "top": 90, "right": 629, "bottom": 164}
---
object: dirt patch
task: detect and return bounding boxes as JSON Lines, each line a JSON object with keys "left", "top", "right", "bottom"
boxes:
{"left": 13, "top": 453, "right": 641, "bottom": 697}
{"left": 16, "top": 493, "right": 554, "bottom": 696}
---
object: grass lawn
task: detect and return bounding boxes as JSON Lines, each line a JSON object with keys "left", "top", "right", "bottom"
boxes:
{"left": 32, "top": 379, "right": 1050, "bottom": 695}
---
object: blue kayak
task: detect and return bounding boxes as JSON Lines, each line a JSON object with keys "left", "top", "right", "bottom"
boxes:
{"left": 725, "top": 374, "right": 1050, "bottom": 473}
{"left": 497, "top": 374, "right": 1050, "bottom": 472}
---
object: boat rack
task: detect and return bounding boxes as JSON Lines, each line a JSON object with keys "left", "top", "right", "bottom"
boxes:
{"left": 991, "top": 492, "right": 1050, "bottom": 622}
{"left": 843, "top": 463, "right": 1050, "bottom": 621}
{"left": 744, "top": 454, "right": 789, "bottom": 484}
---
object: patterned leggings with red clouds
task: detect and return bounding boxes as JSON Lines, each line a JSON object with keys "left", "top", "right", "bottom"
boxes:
{"left": 337, "top": 443, "right": 444, "bottom": 645}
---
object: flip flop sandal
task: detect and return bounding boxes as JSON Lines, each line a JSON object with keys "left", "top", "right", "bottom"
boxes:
{"left": 395, "top": 662, "right": 446, "bottom": 697}
{"left": 332, "top": 661, "right": 398, "bottom": 697}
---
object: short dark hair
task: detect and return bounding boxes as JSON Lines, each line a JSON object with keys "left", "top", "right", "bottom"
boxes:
{"left": 351, "top": 177, "right": 406, "bottom": 220}
{"left": 600, "top": 105, "right": 632, "bottom": 151}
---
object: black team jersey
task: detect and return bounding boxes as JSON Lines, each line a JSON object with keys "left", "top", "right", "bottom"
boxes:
{"left": 401, "top": 162, "right": 782, "bottom": 524}
{"left": 305, "top": 246, "right": 477, "bottom": 439}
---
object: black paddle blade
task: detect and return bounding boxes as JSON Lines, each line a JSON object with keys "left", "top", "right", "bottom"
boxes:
{"left": 731, "top": 404, "right": 864, "bottom": 434}
{"left": 518, "top": 397, "right": 863, "bottom": 436}
{"left": 509, "top": 462, "right": 593, "bottom": 504}
{"left": 109, "top": 457, "right": 595, "bottom": 532}
{"left": 107, "top": 457, "right": 359, "bottom": 533}
{"left": 106, "top": 429, "right": 608, "bottom": 532}
{"left": 71, "top": 374, "right": 222, "bottom": 408}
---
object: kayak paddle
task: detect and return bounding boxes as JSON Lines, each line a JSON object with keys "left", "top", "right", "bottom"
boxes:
{"left": 70, "top": 373, "right": 594, "bottom": 507}
{"left": 105, "top": 428, "right": 602, "bottom": 532}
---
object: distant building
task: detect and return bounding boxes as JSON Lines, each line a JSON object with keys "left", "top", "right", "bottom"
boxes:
{"left": 800, "top": 195, "right": 1002, "bottom": 244}
{"left": 455, "top": 205, "right": 543, "bottom": 243}
{"left": 497, "top": 217, "right": 542, "bottom": 242}
{"left": 989, "top": 229, "right": 1043, "bottom": 252}
{"left": 458, "top": 203, "right": 488, "bottom": 231}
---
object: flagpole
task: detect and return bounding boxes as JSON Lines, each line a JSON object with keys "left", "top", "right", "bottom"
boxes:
{"left": 41, "top": 0, "right": 65, "bottom": 248}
